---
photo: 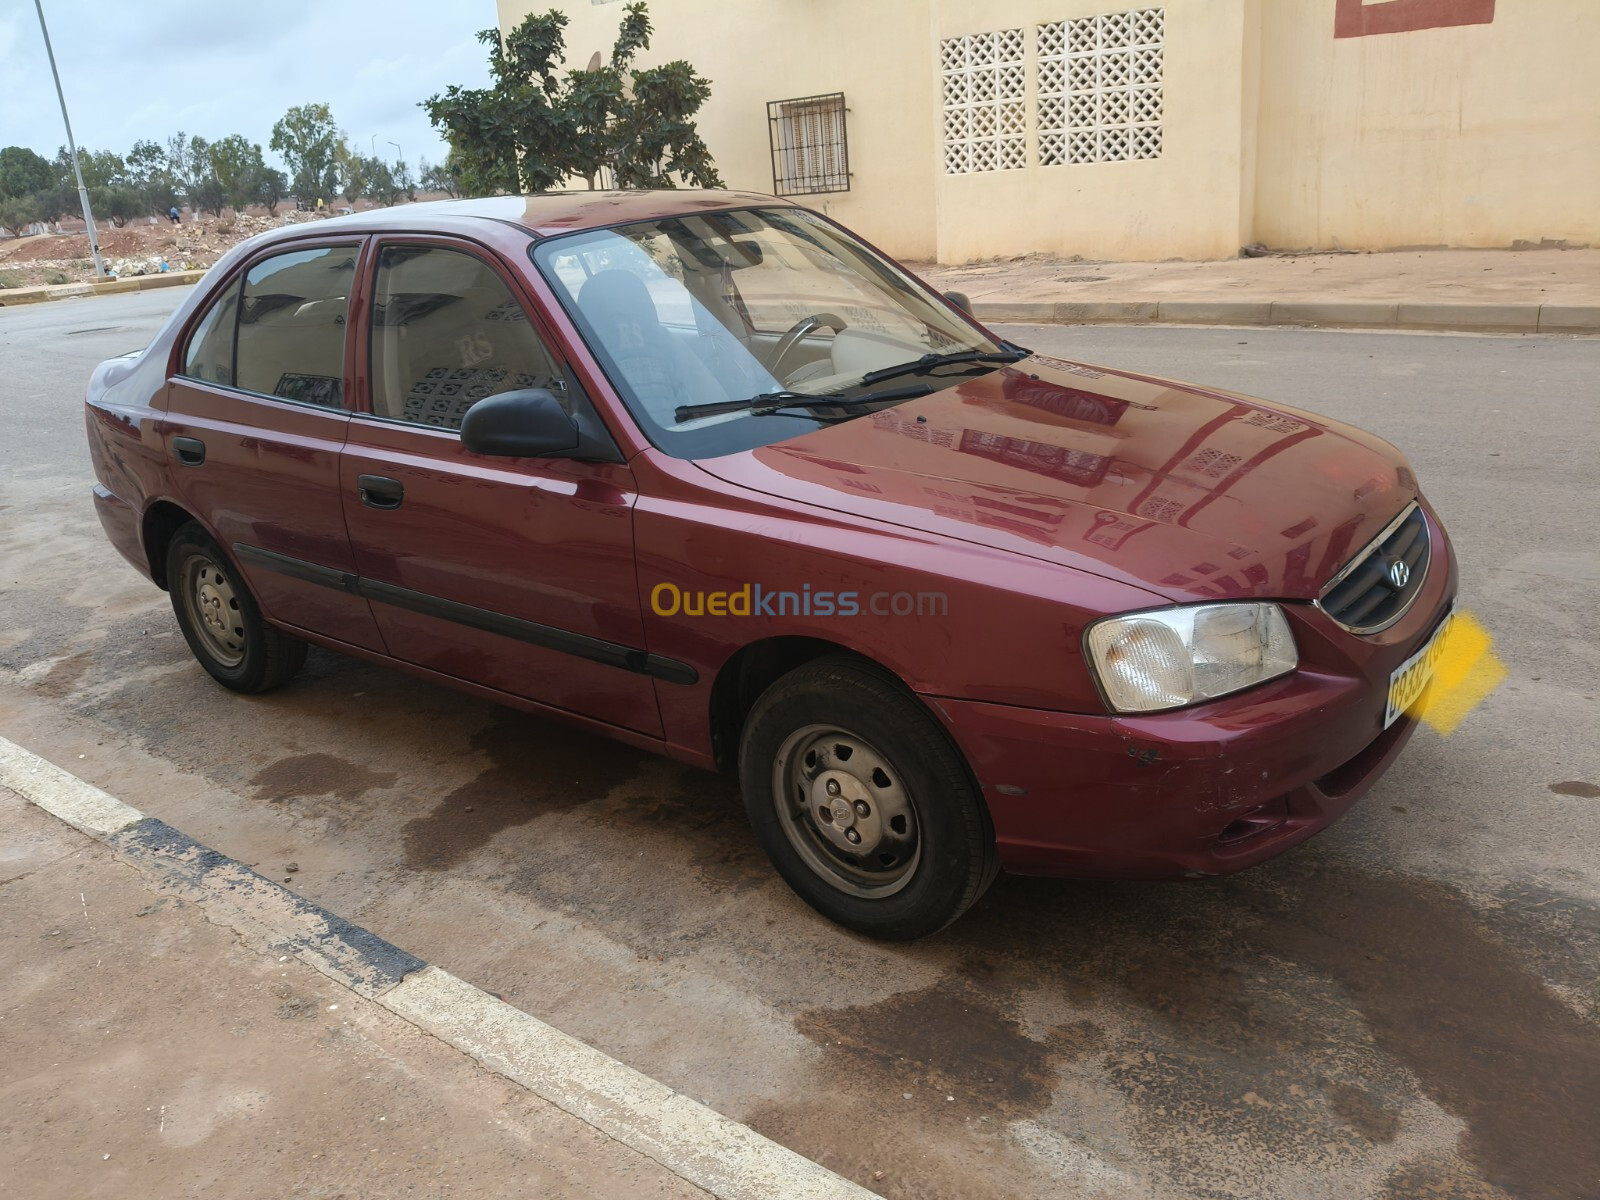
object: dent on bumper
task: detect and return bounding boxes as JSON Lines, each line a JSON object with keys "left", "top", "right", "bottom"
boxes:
{"left": 926, "top": 669, "right": 1419, "bottom": 880}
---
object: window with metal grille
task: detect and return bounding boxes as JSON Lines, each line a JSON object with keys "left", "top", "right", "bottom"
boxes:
{"left": 1038, "top": 8, "right": 1164, "bottom": 166}
{"left": 768, "top": 93, "right": 850, "bottom": 194}
{"left": 940, "top": 29, "right": 1028, "bottom": 173}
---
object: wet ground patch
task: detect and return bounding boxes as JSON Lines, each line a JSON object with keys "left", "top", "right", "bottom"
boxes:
{"left": 400, "top": 709, "right": 651, "bottom": 871}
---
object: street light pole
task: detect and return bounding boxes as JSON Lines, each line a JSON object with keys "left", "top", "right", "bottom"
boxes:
{"left": 33, "top": 0, "right": 105, "bottom": 278}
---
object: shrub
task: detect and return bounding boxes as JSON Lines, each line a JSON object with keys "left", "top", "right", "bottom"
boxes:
{"left": 45, "top": 269, "right": 71, "bottom": 285}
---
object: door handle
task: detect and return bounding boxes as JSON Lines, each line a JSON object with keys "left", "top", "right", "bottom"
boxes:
{"left": 357, "top": 474, "right": 405, "bottom": 510}
{"left": 172, "top": 436, "right": 206, "bottom": 466}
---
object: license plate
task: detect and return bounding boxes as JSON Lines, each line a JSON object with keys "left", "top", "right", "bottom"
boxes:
{"left": 1385, "top": 608, "right": 1454, "bottom": 728}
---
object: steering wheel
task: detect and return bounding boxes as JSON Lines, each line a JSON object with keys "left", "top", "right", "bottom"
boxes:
{"left": 769, "top": 311, "right": 849, "bottom": 382}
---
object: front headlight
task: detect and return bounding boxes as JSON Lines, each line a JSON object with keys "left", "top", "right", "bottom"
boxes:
{"left": 1085, "top": 603, "right": 1297, "bottom": 714}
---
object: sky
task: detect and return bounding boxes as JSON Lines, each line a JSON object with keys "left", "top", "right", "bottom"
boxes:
{"left": 0, "top": 0, "right": 499, "bottom": 171}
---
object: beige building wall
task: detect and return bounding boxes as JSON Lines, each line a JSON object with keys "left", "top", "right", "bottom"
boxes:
{"left": 929, "top": 0, "right": 1258, "bottom": 262}
{"left": 516, "top": 0, "right": 942, "bottom": 260}
{"left": 499, "top": 0, "right": 1600, "bottom": 263}
{"left": 1253, "top": 0, "right": 1600, "bottom": 250}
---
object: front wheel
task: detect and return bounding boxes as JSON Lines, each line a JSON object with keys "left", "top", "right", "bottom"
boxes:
{"left": 739, "top": 656, "right": 998, "bottom": 939}
{"left": 166, "top": 523, "right": 306, "bottom": 693}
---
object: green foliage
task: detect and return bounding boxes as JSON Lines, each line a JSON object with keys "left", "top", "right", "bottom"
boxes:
{"left": 0, "top": 194, "right": 42, "bottom": 236}
{"left": 418, "top": 157, "right": 458, "bottom": 197}
{"left": 127, "top": 139, "right": 178, "bottom": 215}
{"left": 207, "top": 135, "right": 266, "bottom": 212}
{"left": 0, "top": 272, "right": 20, "bottom": 289}
{"left": 54, "top": 146, "right": 126, "bottom": 190}
{"left": 44, "top": 269, "right": 71, "bottom": 285}
{"left": 91, "top": 185, "right": 145, "bottom": 228}
{"left": 255, "top": 166, "right": 289, "bottom": 215}
{"left": 34, "top": 183, "right": 76, "bottom": 225}
{"left": 343, "top": 154, "right": 415, "bottom": 207}
{"left": 423, "top": 2, "right": 721, "bottom": 196}
{"left": 165, "top": 132, "right": 208, "bottom": 194}
{"left": 191, "top": 174, "right": 228, "bottom": 218}
{"left": 269, "top": 103, "right": 347, "bottom": 207}
{"left": 0, "top": 146, "right": 54, "bottom": 200}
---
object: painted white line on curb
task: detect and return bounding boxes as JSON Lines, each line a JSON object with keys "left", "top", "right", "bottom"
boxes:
{"left": 382, "top": 966, "right": 876, "bottom": 1200}
{"left": 0, "top": 733, "right": 878, "bottom": 1200}
{"left": 0, "top": 734, "right": 144, "bottom": 836}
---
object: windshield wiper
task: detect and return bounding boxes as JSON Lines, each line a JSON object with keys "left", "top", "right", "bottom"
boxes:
{"left": 675, "top": 384, "right": 933, "bottom": 424}
{"left": 856, "top": 348, "right": 1029, "bottom": 387}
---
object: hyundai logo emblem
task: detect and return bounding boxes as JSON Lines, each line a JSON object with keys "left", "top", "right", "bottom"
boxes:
{"left": 1387, "top": 559, "right": 1411, "bottom": 590}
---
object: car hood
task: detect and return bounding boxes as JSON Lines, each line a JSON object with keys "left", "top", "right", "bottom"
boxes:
{"left": 692, "top": 353, "right": 1418, "bottom": 603}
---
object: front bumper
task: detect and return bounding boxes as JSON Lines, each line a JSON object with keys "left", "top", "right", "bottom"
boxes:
{"left": 927, "top": 505, "right": 1457, "bottom": 880}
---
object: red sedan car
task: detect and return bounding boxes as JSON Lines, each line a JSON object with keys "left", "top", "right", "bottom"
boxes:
{"left": 85, "top": 192, "right": 1455, "bottom": 939}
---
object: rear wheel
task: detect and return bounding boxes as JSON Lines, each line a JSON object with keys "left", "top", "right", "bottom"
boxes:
{"left": 166, "top": 523, "right": 305, "bottom": 693}
{"left": 739, "top": 655, "right": 997, "bottom": 939}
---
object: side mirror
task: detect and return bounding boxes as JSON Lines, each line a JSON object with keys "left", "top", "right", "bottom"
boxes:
{"left": 945, "top": 290, "right": 975, "bottom": 317}
{"left": 460, "top": 388, "right": 580, "bottom": 458}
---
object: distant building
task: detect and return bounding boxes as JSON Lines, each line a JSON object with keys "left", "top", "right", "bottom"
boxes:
{"left": 499, "top": 0, "right": 1598, "bottom": 263}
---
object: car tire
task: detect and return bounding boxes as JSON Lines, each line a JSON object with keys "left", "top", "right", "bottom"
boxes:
{"left": 739, "top": 655, "right": 999, "bottom": 940}
{"left": 166, "top": 522, "right": 306, "bottom": 693}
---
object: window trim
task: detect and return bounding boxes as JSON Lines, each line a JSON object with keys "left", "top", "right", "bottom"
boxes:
{"left": 767, "top": 92, "right": 851, "bottom": 195}
{"left": 172, "top": 235, "right": 371, "bottom": 416}
{"left": 355, "top": 233, "right": 573, "bottom": 436}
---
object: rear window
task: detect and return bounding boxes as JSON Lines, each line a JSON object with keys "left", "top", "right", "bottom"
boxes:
{"left": 234, "top": 245, "right": 359, "bottom": 408}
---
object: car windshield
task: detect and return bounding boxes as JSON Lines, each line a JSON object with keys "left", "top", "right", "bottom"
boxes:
{"left": 531, "top": 206, "right": 1004, "bottom": 459}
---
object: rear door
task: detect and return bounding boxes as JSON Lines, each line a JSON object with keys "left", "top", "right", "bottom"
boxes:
{"left": 161, "top": 240, "right": 384, "bottom": 651}
{"left": 338, "top": 237, "right": 661, "bottom": 736}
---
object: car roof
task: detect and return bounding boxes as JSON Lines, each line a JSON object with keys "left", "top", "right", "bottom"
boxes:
{"left": 259, "top": 189, "right": 790, "bottom": 244}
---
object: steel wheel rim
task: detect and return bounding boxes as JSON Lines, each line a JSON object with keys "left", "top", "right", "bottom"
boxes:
{"left": 179, "top": 551, "right": 247, "bottom": 667}
{"left": 771, "top": 724, "right": 921, "bottom": 898}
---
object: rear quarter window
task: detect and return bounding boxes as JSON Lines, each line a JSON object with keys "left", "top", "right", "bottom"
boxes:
{"left": 181, "top": 278, "right": 240, "bottom": 386}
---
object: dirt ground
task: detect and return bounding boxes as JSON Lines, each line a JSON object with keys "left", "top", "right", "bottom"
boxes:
{"left": 0, "top": 209, "right": 325, "bottom": 289}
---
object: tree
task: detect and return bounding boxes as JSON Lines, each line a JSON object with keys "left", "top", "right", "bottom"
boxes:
{"left": 395, "top": 160, "right": 416, "bottom": 203}
{"left": 165, "top": 131, "right": 207, "bottom": 195}
{"left": 207, "top": 134, "right": 266, "bottom": 212}
{"left": 255, "top": 166, "right": 288, "bottom": 215}
{"left": 338, "top": 145, "right": 371, "bottom": 204}
{"left": 92, "top": 185, "right": 144, "bottom": 228}
{"left": 34, "top": 182, "right": 75, "bottom": 226}
{"left": 191, "top": 174, "right": 228, "bottom": 218}
{"left": 418, "top": 157, "right": 458, "bottom": 198}
{"left": 55, "top": 146, "right": 126, "bottom": 191}
{"left": 127, "top": 139, "right": 177, "bottom": 215}
{"left": 0, "top": 194, "right": 42, "bottom": 236}
{"left": 0, "top": 146, "right": 54, "bottom": 200}
{"left": 422, "top": 4, "right": 720, "bottom": 196}
{"left": 270, "top": 103, "right": 346, "bottom": 207}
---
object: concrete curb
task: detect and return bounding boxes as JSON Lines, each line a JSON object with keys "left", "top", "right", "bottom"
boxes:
{"left": 974, "top": 298, "right": 1600, "bottom": 334}
{"left": 0, "top": 732, "right": 876, "bottom": 1200}
{"left": 0, "top": 269, "right": 206, "bottom": 306}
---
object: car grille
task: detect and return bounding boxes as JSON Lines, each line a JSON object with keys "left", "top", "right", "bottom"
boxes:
{"left": 1318, "top": 502, "right": 1430, "bottom": 633}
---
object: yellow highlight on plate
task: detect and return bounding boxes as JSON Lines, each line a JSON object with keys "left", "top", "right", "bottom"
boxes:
{"left": 1412, "top": 610, "right": 1506, "bottom": 736}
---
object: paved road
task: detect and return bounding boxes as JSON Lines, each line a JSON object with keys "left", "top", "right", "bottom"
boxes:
{"left": 3, "top": 289, "right": 1598, "bottom": 1200}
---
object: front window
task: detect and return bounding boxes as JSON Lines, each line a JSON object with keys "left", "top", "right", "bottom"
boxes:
{"left": 368, "top": 244, "right": 562, "bottom": 432}
{"left": 533, "top": 207, "right": 1004, "bottom": 459}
